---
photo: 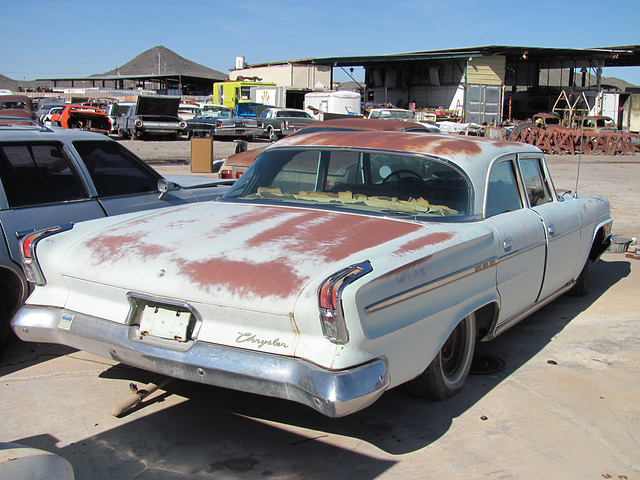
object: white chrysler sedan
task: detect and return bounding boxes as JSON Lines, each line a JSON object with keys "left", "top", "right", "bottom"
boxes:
{"left": 12, "top": 131, "right": 614, "bottom": 417}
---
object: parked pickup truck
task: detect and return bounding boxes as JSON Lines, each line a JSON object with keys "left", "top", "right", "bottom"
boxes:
{"left": 255, "top": 107, "right": 316, "bottom": 141}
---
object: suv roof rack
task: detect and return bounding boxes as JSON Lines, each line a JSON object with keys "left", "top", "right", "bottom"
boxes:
{"left": 0, "top": 117, "right": 53, "bottom": 132}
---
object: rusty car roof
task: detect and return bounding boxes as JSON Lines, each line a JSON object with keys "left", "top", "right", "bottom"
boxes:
{"left": 273, "top": 130, "right": 541, "bottom": 164}
{"left": 295, "top": 118, "right": 429, "bottom": 132}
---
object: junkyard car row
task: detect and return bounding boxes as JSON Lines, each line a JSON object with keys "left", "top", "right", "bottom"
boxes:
{"left": 6, "top": 120, "right": 613, "bottom": 416}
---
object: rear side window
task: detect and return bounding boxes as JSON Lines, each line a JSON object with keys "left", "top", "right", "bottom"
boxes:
{"left": 519, "top": 157, "right": 553, "bottom": 207}
{"left": 486, "top": 160, "right": 523, "bottom": 217}
{"left": 0, "top": 143, "right": 87, "bottom": 207}
{"left": 73, "top": 141, "right": 159, "bottom": 197}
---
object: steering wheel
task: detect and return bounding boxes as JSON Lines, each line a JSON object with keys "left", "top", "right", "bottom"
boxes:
{"left": 381, "top": 169, "right": 426, "bottom": 196}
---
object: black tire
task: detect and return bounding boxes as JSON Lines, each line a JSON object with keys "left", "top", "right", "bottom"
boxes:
{"left": 235, "top": 139, "right": 248, "bottom": 154}
{"left": 268, "top": 127, "right": 278, "bottom": 142}
{"left": 118, "top": 128, "right": 131, "bottom": 140}
{"left": 406, "top": 313, "right": 476, "bottom": 400}
{"left": 567, "top": 260, "right": 589, "bottom": 297}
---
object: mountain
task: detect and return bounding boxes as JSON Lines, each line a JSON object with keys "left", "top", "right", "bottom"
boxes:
{"left": 0, "top": 73, "right": 22, "bottom": 90}
{"left": 540, "top": 69, "right": 636, "bottom": 91}
{"left": 100, "top": 46, "right": 227, "bottom": 80}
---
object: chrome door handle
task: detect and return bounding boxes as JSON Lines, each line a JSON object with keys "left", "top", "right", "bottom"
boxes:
{"left": 503, "top": 238, "right": 513, "bottom": 250}
{"left": 547, "top": 224, "right": 556, "bottom": 236}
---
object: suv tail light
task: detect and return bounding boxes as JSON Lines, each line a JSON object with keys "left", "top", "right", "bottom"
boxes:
{"left": 318, "top": 261, "right": 372, "bottom": 344}
{"left": 20, "top": 224, "right": 73, "bottom": 286}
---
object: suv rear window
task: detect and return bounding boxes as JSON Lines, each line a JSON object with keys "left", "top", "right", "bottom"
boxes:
{"left": 73, "top": 141, "right": 159, "bottom": 197}
{"left": 0, "top": 143, "right": 87, "bottom": 208}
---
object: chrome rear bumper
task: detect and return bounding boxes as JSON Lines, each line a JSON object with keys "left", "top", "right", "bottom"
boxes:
{"left": 11, "top": 305, "right": 390, "bottom": 417}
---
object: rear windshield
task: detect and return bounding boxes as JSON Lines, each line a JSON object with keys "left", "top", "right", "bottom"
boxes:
{"left": 224, "top": 148, "right": 470, "bottom": 217}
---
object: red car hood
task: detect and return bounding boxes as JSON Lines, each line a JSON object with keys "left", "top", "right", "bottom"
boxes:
{"left": 55, "top": 202, "right": 456, "bottom": 314}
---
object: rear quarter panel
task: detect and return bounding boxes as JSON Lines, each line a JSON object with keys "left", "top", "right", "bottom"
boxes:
{"left": 293, "top": 221, "right": 500, "bottom": 385}
{"left": 568, "top": 194, "right": 613, "bottom": 272}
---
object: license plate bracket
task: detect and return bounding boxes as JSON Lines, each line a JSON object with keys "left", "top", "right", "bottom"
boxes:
{"left": 139, "top": 305, "right": 192, "bottom": 342}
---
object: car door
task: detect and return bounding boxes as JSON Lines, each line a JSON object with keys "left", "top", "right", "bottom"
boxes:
{"left": 518, "top": 155, "right": 582, "bottom": 300}
{"left": 485, "top": 157, "right": 547, "bottom": 326}
{"left": 0, "top": 141, "right": 106, "bottom": 263}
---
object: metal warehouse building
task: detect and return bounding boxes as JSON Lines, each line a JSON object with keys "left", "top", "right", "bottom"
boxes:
{"left": 234, "top": 45, "right": 640, "bottom": 129}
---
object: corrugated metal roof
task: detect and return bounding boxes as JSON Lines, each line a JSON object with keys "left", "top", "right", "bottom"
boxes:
{"left": 247, "top": 45, "right": 640, "bottom": 69}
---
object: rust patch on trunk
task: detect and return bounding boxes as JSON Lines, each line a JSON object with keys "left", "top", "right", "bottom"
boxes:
{"left": 180, "top": 257, "right": 306, "bottom": 298}
{"left": 87, "top": 234, "right": 172, "bottom": 265}
{"left": 245, "top": 211, "right": 423, "bottom": 263}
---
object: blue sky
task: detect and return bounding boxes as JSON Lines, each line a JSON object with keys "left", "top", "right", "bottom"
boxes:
{"left": 2, "top": 0, "right": 639, "bottom": 85}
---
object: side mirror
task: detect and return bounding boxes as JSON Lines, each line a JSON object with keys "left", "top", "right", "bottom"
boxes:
{"left": 157, "top": 178, "right": 176, "bottom": 200}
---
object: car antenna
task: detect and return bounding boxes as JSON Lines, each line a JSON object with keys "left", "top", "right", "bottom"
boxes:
{"left": 574, "top": 126, "right": 583, "bottom": 198}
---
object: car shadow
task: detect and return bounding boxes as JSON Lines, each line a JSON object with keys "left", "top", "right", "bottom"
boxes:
{"left": 0, "top": 337, "right": 76, "bottom": 374}
{"left": 2, "top": 257, "right": 631, "bottom": 479}
{"left": 96, "top": 257, "right": 631, "bottom": 453}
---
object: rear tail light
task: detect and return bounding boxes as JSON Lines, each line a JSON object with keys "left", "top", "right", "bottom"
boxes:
{"left": 236, "top": 171, "right": 244, "bottom": 179}
{"left": 20, "top": 224, "right": 73, "bottom": 286}
{"left": 220, "top": 169, "right": 232, "bottom": 179}
{"left": 318, "top": 261, "right": 372, "bottom": 344}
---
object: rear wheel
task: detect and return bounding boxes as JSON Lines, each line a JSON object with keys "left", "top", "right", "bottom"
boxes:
{"left": 268, "top": 127, "right": 278, "bottom": 142}
{"left": 406, "top": 313, "right": 476, "bottom": 400}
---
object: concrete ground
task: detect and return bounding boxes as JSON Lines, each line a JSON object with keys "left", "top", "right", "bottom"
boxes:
{"left": 1, "top": 139, "right": 639, "bottom": 479}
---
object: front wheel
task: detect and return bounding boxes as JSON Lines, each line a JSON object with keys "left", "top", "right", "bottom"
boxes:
{"left": 118, "top": 128, "right": 131, "bottom": 140}
{"left": 406, "top": 313, "right": 476, "bottom": 400}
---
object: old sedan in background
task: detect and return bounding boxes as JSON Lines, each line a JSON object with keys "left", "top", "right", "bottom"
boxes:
{"left": 116, "top": 96, "right": 186, "bottom": 140}
{"left": 0, "top": 95, "right": 36, "bottom": 120}
{"left": 256, "top": 107, "right": 316, "bottom": 141}
{"left": 0, "top": 121, "right": 232, "bottom": 355}
{"left": 185, "top": 104, "right": 262, "bottom": 139}
{"left": 12, "top": 131, "right": 613, "bottom": 416}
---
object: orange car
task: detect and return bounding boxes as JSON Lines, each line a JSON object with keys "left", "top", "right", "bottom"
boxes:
{"left": 50, "top": 104, "right": 111, "bottom": 135}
